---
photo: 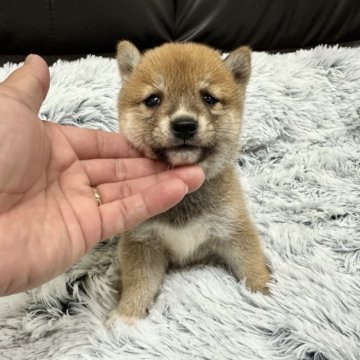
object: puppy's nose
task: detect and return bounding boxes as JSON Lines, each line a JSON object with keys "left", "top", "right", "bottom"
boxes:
{"left": 171, "top": 117, "right": 198, "bottom": 140}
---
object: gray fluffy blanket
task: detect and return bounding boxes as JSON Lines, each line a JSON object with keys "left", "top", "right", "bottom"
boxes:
{"left": 0, "top": 45, "right": 359, "bottom": 360}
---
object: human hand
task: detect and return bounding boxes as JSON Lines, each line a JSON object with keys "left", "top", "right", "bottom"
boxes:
{"left": 0, "top": 55, "right": 204, "bottom": 295}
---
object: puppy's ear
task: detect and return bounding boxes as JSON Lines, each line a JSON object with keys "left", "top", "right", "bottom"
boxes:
{"left": 224, "top": 46, "right": 251, "bottom": 85}
{"left": 116, "top": 40, "right": 141, "bottom": 81}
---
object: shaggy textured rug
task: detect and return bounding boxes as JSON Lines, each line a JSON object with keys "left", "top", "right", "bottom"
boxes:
{"left": 0, "top": 45, "right": 360, "bottom": 360}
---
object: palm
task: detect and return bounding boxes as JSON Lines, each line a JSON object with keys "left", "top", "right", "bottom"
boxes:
{"left": 0, "top": 95, "right": 102, "bottom": 290}
{"left": 0, "top": 55, "right": 204, "bottom": 295}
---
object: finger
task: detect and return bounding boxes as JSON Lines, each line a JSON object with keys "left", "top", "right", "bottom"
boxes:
{"left": 99, "top": 179, "right": 188, "bottom": 239}
{"left": 97, "top": 166, "right": 205, "bottom": 202}
{"left": 82, "top": 158, "right": 168, "bottom": 185}
{"left": 57, "top": 124, "right": 141, "bottom": 160}
{"left": 1, "top": 54, "right": 50, "bottom": 113}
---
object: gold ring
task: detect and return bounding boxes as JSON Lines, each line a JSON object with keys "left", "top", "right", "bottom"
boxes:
{"left": 93, "top": 187, "right": 103, "bottom": 206}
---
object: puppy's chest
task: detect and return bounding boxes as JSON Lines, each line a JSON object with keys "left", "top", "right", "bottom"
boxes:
{"left": 156, "top": 219, "right": 211, "bottom": 261}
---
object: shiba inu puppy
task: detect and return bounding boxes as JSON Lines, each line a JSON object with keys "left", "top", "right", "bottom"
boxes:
{"left": 108, "top": 41, "right": 270, "bottom": 325}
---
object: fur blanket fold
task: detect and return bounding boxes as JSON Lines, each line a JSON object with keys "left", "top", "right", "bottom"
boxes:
{"left": 0, "top": 45, "right": 359, "bottom": 360}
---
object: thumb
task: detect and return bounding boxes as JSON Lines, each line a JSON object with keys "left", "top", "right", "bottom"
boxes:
{"left": 2, "top": 54, "right": 50, "bottom": 113}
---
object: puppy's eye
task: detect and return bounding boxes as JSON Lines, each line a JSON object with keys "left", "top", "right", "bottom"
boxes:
{"left": 144, "top": 94, "right": 161, "bottom": 107}
{"left": 201, "top": 92, "right": 219, "bottom": 106}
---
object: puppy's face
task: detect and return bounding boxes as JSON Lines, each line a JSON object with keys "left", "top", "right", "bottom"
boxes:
{"left": 117, "top": 42, "right": 251, "bottom": 177}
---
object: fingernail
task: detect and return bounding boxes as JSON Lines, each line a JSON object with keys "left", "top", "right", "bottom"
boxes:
{"left": 25, "top": 54, "right": 34, "bottom": 64}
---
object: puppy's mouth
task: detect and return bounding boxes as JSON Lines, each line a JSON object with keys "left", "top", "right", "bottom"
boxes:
{"left": 153, "top": 144, "right": 212, "bottom": 166}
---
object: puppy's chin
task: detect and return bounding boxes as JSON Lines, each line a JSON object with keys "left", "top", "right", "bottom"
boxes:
{"left": 165, "top": 147, "right": 203, "bottom": 166}
{"left": 152, "top": 145, "right": 209, "bottom": 166}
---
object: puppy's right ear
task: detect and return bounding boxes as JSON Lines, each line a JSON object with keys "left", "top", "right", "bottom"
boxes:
{"left": 224, "top": 46, "right": 251, "bottom": 86}
{"left": 116, "top": 40, "right": 141, "bottom": 81}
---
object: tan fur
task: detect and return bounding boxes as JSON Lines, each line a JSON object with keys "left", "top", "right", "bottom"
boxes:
{"left": 107, "top": 41, "right": 270, "bottom": 326}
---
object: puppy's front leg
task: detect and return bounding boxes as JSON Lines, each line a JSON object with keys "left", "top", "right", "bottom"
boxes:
{"left": 218, "top": 223, "right": 270, "bottom": 294}
{"left": 108, "top": 235, "right": 167, "bottom": 325}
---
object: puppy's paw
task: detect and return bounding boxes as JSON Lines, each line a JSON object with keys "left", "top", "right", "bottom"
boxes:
{"left": 247, "top": 280, "right": 270, "bottom": 295}
{"left": 106, "top": 309, "right": 140, "bottom": 328}
{"left": 105, "top": 309, "right": 121, "bottom": 328}
{"left": 246, "top": 267, "right": 271, "bottom": 295}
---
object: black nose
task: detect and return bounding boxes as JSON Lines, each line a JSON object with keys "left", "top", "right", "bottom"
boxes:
{"left": 171, "top": 117, "right": 198, "bottom": 140}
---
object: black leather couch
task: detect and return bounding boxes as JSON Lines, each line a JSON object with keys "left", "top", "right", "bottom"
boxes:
{"left": 1, "top": 0, "right": 359, "bottom": 65}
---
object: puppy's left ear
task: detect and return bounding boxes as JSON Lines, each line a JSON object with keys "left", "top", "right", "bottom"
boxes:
{"left": 116, "top": 40, "right": 141, "bottom": 81}
{"left": 224, "top": 46, "right": 251, "bottom": 85}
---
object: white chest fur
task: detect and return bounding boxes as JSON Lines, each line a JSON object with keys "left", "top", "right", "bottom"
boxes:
{"left": 156, "top": 218, "right": 211, "bottom": 262}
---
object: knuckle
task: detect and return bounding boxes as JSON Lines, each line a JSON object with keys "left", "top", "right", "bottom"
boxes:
{"left": 140, "top": 195, "right": 152, "bottom": 219}
{"left": 95, "top": 131, "right": 106, "bottom": 157}
{"left": 114, "top": 159, "right": 126, "bottom": 181}
{"left": 0, "top": 86, "right": 23, "bottom": 106}
{"left": 119, "top": 183, "right": 132, "bottom": 199}
{"left": 121, "top": 195, "right": 151, "bottom": 231}
{"left": 116, "top": 201, "right": 130, "bottom": 230}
